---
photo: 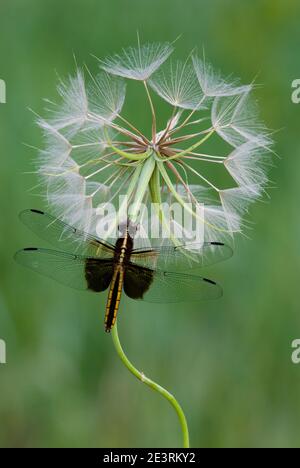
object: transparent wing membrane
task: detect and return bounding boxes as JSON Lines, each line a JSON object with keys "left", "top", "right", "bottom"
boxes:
{"left": 136, "top": 268, "right": 223, "bottom": 303}
{"left": 130, "top": 242, "right": 233, "bottom": 272}
{"left": 19, "top": 209, "right": 115, "bottom": 258}
{"left": 17, "top": 210, "right": 231, "bottom": 304}
{"left": 20, "top": 210, "right": 232, "bottom": 272}
{"left": 14, "top": 248, "right": 113, "bottom": 292}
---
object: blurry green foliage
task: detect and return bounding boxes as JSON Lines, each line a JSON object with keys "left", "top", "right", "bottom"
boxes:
{"left": 0, "top": 0, "right": 300, "bottom": 448}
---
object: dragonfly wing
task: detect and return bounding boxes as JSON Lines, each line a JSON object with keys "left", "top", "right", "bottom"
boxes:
{"left": 19, "top": 209, "right": 115, "bottom": 258}
{"left": 123, "top": 264, "right": 154, "bottom": 300}
{"left": 124, "top": 264, "right": 222, "bottom": 302}
{"left": 130, "top": 242, "right": 233, "bottom": 272}
{"left": 14, "top": 248, "right": 113, "bottom": 292}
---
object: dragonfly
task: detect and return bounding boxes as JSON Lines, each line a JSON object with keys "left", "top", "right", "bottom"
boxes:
{"left": 14, "top": 209, "right": 233, "bottom": 332}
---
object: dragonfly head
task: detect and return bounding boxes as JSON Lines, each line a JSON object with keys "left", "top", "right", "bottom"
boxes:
{"left": 118, "top": 218, "right": 139, "bottom": 239}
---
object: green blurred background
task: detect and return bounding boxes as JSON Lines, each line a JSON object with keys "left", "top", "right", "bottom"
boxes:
{"left": 0, "top": 0, "right": 300, "bottom": 448}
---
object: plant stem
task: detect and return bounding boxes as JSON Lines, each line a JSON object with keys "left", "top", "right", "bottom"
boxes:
{"left": 129, "top": 154, "right": 155, "bottom": 223}
{"left": 111, "top": 321, "right": 190, "bottom": 448}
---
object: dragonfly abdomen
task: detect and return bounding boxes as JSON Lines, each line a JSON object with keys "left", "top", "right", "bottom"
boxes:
{"left": 105, "top": 267, "right": 124, "bottom": 332}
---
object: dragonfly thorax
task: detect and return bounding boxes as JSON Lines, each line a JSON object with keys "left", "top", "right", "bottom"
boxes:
{"left": 113, "top": 234, "right": 134, "bottom": 266}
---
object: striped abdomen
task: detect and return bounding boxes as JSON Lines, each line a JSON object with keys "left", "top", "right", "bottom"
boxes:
{"left": 104, "top": 267, "right": 124, "bottom": 332}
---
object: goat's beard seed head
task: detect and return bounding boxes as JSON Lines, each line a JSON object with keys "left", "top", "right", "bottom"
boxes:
{"left": 35, "top": 39, "right": 274, "bottom": 243}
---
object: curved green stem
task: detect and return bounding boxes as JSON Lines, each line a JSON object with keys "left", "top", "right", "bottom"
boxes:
{"left": 111, "top": 321, "right": 190, "bottom": 448}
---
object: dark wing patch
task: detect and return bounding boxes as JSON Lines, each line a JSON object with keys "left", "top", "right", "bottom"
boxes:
{"left": 85, "top": 259, "right": 114, "bottom": 292}
{"left": 123, "top": 263, "right": 154, "bottom": 300}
